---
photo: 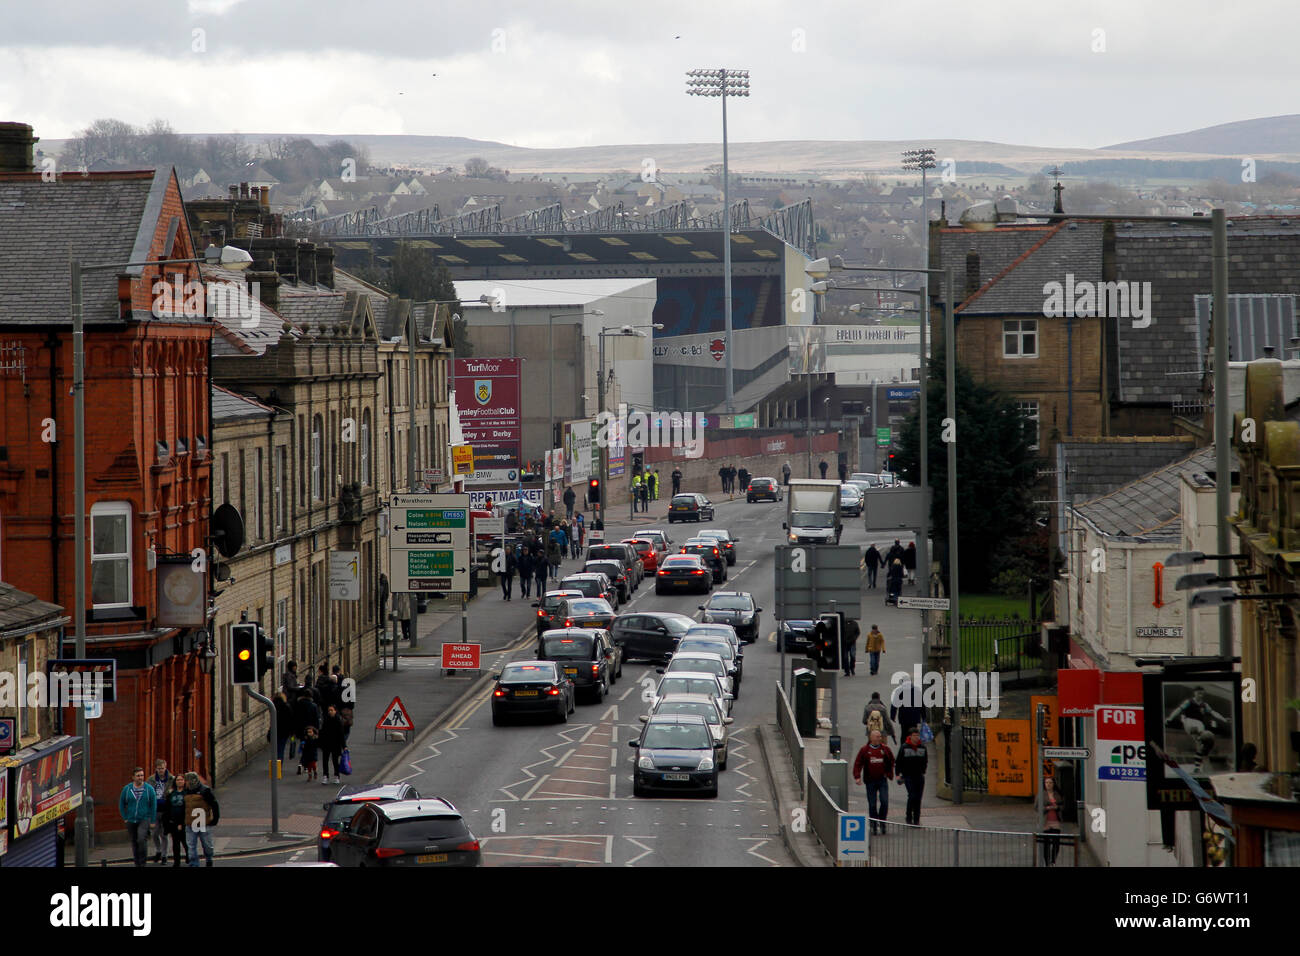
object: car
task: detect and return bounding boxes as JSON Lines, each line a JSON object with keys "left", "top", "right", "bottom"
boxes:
{"left": 622, "top": 537, "right": 660, "bottom": 573}
{"left": 778, "top": 619, "right": 818, "bottom": 653}
{"left": 630, "top": 714, "right": 719, "bottom": 798}
{"left": 668, "top": 492, "right": 714, "bottom": 523}
{"left": 652, "top": 671, "right": 733, "bottom": 716}
{"left": 536, "top": 627, "right": 622, "bottom": 702}
{"left": 746, "top": 477, "right": 782, "bottom": 502}
{"left": 694, "top": 528, "right": 738, "bottom": 566}
{"left": 660, "top": 651, "right": 736, "bottom": 699}
{"left": 532, "top": 589, "right": 583, "bottom": 637}
{"left": 554, "top": 596, "right": 616, "bottom": 632}
{"left": 673, "top": 637, "right": 742, "bottom": 687}
{"left": 699, "top": 591, "right": 762, "bottom": 643}
{"left": 640, "top": 694, "right": 734, "bottom": 770}
{"left": 611, "top": 611, "right": 696, "bottom": 662}
{"left": 849, "top": 472, "right": 881, "bottom": 488}
{"left": 328, "top": 798, "right": 481, "bottom": 867}
{"left": 679, "top": 540, "right": 727, "bottom": 583}
{"left": 491, "top": 660, "right": 576, "bottom": 724}
{"left": 318, "top": 782, "right": 421, "bottom": 862}
{"left": 559, "top": 572, "right": 618, "bottom": 608}
{"left": 842, "top": 479, "right": 875, "bottom": 497}
{"left": 583, "top": 559, "right": 632, "bottom": 602}
{"left": 635, "top": 530, "right": 674, "bottom": 554}
{"left": 839, "top": 484, "right": 864, "bottom": 517}
{"left": 683, "top": 622, "right": 743, "bottom": 657}
{"left": 655, "top": 553, "right": 713, "bottom": 594}
{"left": 586, "top": 543, "right": 643, "bottom": 589}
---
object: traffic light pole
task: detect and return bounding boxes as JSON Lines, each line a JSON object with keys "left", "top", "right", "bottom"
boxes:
{"left": 243, "top": 687, "right": 281, "bottom": 838}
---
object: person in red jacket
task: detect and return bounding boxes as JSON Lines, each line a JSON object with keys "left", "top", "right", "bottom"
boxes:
{"left": 852, "top": 729, "right": 895, "bottom": 835}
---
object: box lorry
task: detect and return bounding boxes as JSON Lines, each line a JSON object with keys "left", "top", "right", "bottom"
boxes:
{"left": 783, "top": 479, "right": 843, "bottom": 544}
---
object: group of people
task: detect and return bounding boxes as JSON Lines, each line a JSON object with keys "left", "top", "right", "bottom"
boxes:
{"left": 863, "top": 539, "right": 917, "bottom": 605}
{"left": 498, "top": 509, "right": 588, "bottom": 600}
{"left": 631, "top": 470, "right": 660, "bottom": 511}
{"left": 717, "top": 465, "right": 743, "bottom": 494}
{"left": 278, "top": 661, "right": 353, "bottom": 784}
{"left": 853, "top": 681, "right": 932, "bottom": 833}
{"left": 118, "top": 758, "right": 220, "bottom": 867}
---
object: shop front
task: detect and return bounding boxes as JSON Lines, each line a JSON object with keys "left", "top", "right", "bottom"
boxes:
{"left": 0, "top": 735, "right": 83, "bottom": 867}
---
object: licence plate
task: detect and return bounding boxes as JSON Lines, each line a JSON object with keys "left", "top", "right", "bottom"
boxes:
{"left": 514, "top": 690, "right": 538, "bottom": 697}
{"left": 673, "top": 505, "right": 687, "bottom": 510}
{"left": 581, "top": 622, "right": 602, "bottom": 629}
{"left": 662, "top": 773, "right": 690, "bottom": 781}
{"left": 564, "top": 668, "right": 578, "bottom": 674}
{"left": 416, "top": 853, "right": 448, "bottom": 864}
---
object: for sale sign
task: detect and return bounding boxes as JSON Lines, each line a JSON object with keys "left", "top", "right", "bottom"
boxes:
{"left": 1095, "top": 704, "right": 1146, "bottom": 782}
{"left": 442, "top": 643, "right": 481, "bottom": 669}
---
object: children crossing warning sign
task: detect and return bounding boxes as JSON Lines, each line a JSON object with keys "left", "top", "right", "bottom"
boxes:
{"left": 376, "top": 696, "right": 414, "bottom": 731}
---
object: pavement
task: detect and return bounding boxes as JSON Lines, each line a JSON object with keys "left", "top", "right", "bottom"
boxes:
{"left": 88, "top": 501, "right": 678, "bottom": 866}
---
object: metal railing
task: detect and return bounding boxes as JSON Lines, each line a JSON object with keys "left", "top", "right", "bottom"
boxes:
{"left": 775, "top": 681, "right": 805, "bottom": 797}
{"left": 805, "top": 766, "right": 842, "bottom": 861}
{"left": 867, "top": 819, "right": 1078, "bottom": 867}
{"left": 931, "top": 618, "right": 1043, "bottom": 672}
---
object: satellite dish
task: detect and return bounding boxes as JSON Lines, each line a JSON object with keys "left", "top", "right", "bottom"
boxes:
{"left": 211, "top": 503, "right": 245, "bottom": 558}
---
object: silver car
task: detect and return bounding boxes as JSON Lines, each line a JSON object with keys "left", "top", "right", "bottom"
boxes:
{"left": 640, "top": 694, "right": 734, "bottom": 770}
{"left": 660, "top": 652, "right": 735, "bottom": 700}
{"left": 652, "top": 671, "right": 733, "bottom": 716}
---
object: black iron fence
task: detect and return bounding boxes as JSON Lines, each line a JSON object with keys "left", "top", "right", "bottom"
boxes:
{"left": 930, "top": 618, "right": 1044, "bottom": 677}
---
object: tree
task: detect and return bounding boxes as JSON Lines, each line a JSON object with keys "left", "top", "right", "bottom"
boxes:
{"left": 893, "top": 351, "right": 1039, "bottom": 591}
{"left": 464, "top": 156, "right": 491, "bottom": 178}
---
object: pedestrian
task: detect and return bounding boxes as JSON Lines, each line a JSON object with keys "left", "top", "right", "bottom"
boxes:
{"left": 886, "top": 538, "right": 905, "bottom": 566}
{"left": 852, "top": 730, "right": 895, "bottom": 835}
{"left": 652, "top": 469, "right": 661, "bottom": 500}
{"left": 273, "top": 692, "right": 294, "bottom": 768}
{"left": 633, "top": 473, "right": 644, "bottom": 510}
{"left": 300, "top": 725, "right": 320, "bottom": 781}
{"left": 639, "top": 478, "right": 649, "bottom": 512}
{"left": 147, "top": 758, "right": 175, "bottom": 863}
{"left": 862, "top": 690, "right": 897, "bottom": 745}
{"left": 891, "top": 678, "right": 928, "bottom": 745}
{"left": 505, "top": 509, "right": 519, "bottom": 534}
{"left": 119, "top": 766, "right": 156, "bottom": 867}
{"left": 161, "top": 773, "right": 189, "bottom": 866}
{"left": 281, "top": 660, "right": 301, "bottom": 698}
{"left": 517, "top": 544, "right": 532, "bottom": 598}
{"left": 1037, "top": 775, "right": 1064, "bottom": 866}
{"left": 838, "top": 460, "right": 848, "bottom": 482}
{"left": 314, "top": 664, "right": 332, "bottom": 701}
{"left": 182, "top": 772, "right": 219, "bottom": 867}
{"left": 548, "top": 525, "right": 567, "bottom": 576}
{"left": 886, "top": 558, "right": 904, "bottom": 605}
{"left": 319, "top": 704, "right": 346, "bottom": 785}
{"left": 782, "top": 461, "right": 792, "bottom": 486}
{"left": 294, "top": 690, "right": 320, "bottom": 774}
{"left": 563, "top": 484, "right": 576, "bottom": 519}
{"left": 718, "top": 465, "right": 728, "bottom": 494}
{"left": 671, "top": 467, "right": 682, "bottom": 495}
{"left": 575, "top": 512, "right": 585, "bottom": 550}
{"left": 500, "top": 541, "right": 516, "bottom": 599}
{"left": 533, "top": 546, "right": 549, "bottom": 596}
{"left": 904, "top": 541, "right": 917, "bottom": 585}
{"left": 842, "top": 617, "right": 860, "bottom": 677}
{"left": 865, "top": 623, "right": 885, "bottom": 676}
{"left": 727, "top": 466, "right": 737, "bottom": 496}
{"left": 567, "top": 521, "right": 580, "bottom": 559}
{"left": 543, "top": 510, "right": 555, "bottom": 531}
{"left": 864, "top": 544, "right": 883, "bottom": 589}
{"left": 819, "top": 458, "right": 828, "bottom": 479}
{"left": 737, "top": 467, "right": 750, "bottom": 493}
{"left": 895, "top": 726, "right": 929, "bottom": 825}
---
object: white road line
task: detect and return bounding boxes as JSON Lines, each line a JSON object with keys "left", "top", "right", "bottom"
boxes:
{"left": 606, "top": 834, "right": 613, "bottom": 864}
{"left": 522, "top": 774, "right": 551, "bottom": 800}
{"left": 551, "top": 747, "right": 577, "bottom": 768}
{"left": 739, "top": 838, "right": 782, "bottom": 867}
{"left": 618, "top": 684, "right": 637, "bottom": 701}
{"left": 609, "top": 773, "right": 617, "bottom": 799}
{"left": 624, "top": 836, "right": 655, "bottom": 866}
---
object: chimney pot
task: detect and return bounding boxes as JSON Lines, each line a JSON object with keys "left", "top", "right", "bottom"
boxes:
{"left": 0, "top": 122, "right": 39, "bottom": 173}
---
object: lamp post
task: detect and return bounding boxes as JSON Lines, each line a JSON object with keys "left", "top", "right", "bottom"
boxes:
{"left": 69, "top": 242, "right": 252, "bottom": 865}
{"left": 687, "top": 67, "right": 749, "bottom": 414}
{"left": 903, "top": 148, "right": 936, "bottom": 375}
{"left": 549, "top": 310, "right": 604, "bottom": 513}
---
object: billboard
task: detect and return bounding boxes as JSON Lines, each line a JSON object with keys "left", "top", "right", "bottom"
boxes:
{"left": 7, "top": 736, "right": 84, "bottom": 842}
{"left": 566, "top": 420, "right": 594, "bottom": 484}
{"left": 453, "top": 358, "right": 521, "bottom": 484}
{"left": 1143, "top": 672, "right": 1240, "bottom": 809}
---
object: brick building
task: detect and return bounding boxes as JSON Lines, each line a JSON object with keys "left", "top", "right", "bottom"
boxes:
{"left": 0, "top": 124, "right": 214, "bottom": 836}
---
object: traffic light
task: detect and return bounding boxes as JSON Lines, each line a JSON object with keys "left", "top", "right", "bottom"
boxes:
{"left": 256, "top": 626, "right": 275, "bottom": 680}
{"left": 231, "top": 623, "right": 257, "bottom": 685}
{"left": 588, "top": 477, "right": 601, "bottom": 504}
{"left": 814, "top": 613, "right": 842, "bottom": 670}
{"left": 886, "top": 452, "right": 895, "bottom": 471}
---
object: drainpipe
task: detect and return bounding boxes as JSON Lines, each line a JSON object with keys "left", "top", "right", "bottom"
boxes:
{"left": 47, "top": 331, "right": 61, "bottom": 606}
{"left": 1124, "top": 542, "right": 1134, "bottom": 659}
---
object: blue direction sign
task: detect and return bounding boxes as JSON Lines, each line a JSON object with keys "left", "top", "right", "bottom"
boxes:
{"left": 837, "top": 812, "right": 869, "bottom": 862}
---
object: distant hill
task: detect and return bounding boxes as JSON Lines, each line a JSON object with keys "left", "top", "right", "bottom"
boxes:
{"left": 1105, "top": 114, "right": 1300, "bottom": 156}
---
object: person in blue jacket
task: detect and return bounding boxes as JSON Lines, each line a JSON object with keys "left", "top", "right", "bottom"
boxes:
{"left": 119, "top": 767, "right": 157, "bottom": 866}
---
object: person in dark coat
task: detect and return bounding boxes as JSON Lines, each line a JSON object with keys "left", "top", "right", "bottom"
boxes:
{"left": 886, "top": 558, "right": 904, "bottom": 605}
{"left": 671, "top": 468, "right": 682, "bottom": 495}
{"left": 533, "top": 546, "right": 549, "bottom": 597}
{"left": 842, "top": 617, "right": 860, "bottom": 677}
{"left": 161, "top": 774, "right": 189, "bottom": 866}
{"left": 838, "top": 460, "right": 848, "bottom": 482}
{"left": 563, "top": 485, "right": 576, "bottom": 519}
{"left": 863, "top": 544, "right": 883, "bottom": 589}
{"left": 782, "top": 462, "right": 792, "bottom": 486}
{"left": 895, "top": 727, "right": 929, "bottom": 826}
{"left": 903, "top": 541, "right": 917, "bottom": 585}
{"left": 517, "top": 545, "right": 534, "bottom": 598}
{"left": 891, "top": 679, "right": 929, "bottom": 745}
{"left": 505, "top": 509, "right": 520, "bottom": 534}
{"left": 737, "top": 467, "right": 750, "bottom": 493}
{"left": 318, "top": 704, "right": 346, "bottom": 785}
{"left": 500, "top": 544, "right": 516, "bottom": 600}
{"left": 819, "top": 459, "right": 829, "bottom": 479}
{"left": 718, "top": 465, "right": 728, "bottom": 493}
{"left": 294, "top": 691, "right": 320, "bottom": 774}
{"left": 886, "top": 539, "right": 906, "bottom": 566}
{"left": 281, "top": 660, "right": 301, "bottom": 697}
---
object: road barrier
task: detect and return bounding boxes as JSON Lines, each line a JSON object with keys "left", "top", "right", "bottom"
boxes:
{"left": 775, "top": 681, "right": 806, "bottom": 798}
{"left": 866, "top": 819, "right": 1078, "bottom": 867}
{"left": 805, "top": 766, "right": 843, "bottom": 862}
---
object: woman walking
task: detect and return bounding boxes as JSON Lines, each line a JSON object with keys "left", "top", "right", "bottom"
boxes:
{"left": 1037, "top": 775, "right": 1064, "bottom": 866}
{"left": 903, "top": 542, "right": 917, "bottom": 586}
{"left": 318, "top": 704, "right": 346, "bottom": 786}
{"left": 161, "top": 774, "right": 189, "bottom": 866}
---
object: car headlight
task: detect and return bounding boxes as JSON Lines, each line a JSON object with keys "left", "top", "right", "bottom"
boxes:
{"left": 698, "top": 757, "right": 715, "bottom": 771}
{"left": 740, "top": 615, "right": 753, "bottom": 624}
{"left": 638, "top": 756, "right": 655, "bottom": 770}
{"left": 788, "top": 533, "right": 797, "bottom": 542}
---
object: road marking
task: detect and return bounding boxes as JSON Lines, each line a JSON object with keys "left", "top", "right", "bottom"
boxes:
{"left": 739, "top": 838, "right": 782, "bottom": 867}
{"left": 618, "top": 683, "right": 637, "bottom": 701}
{"left": 624, "top": 836, "right": 655, "bottom": 866}
{"left": 609, "top": 773, "right": 617, "bottom": 799}
{"left": 551, "top": 747, "right": 577, "bottom": 768}
{"left": 398, "top": 729, "right": 460, "bottom": 783}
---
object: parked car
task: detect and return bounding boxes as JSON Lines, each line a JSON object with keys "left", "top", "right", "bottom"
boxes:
{"left": 491, "top": 660, "right": 576, "bottom": 724}
{"left": 611, "top": 611, "right": 696, "bottom": 662}
{"left": 698, "top": 591, "right": 762, "bottom": 643}
{"left": 668, "top": 492, "right": 714, "bottom": 523}
{"left": 328, "top": 798, "right": 481, "bottom": 868}
{"left": 583, "top": 559, "right": 632, "bottom": 603}
{"left": 622, "top": 537, "right": 660, "bottom": 573}
{"left": 694, "top": 528, "right": 738, "bottom": 566}
{"left": 554, "top": 596, "right": 616, "bottom": 632}
{"left": 655, "top": 553, "right": 713, "bottom": 594}
{"left": 640, "top": 694, "right": 734, "bottom": 770}
{"left": 680, "top": 539, "right": 727, "bottom": 583}
{"left": 532, "top": 589, "right": 583, "bottom": 638}
{"left": 559, "top": 572, "right": 618, "bottom": 608}
{"left": 586, "top": 543, "right": 643, "bottom": 589}
{"left": 839, "top": 484, "right": 864, "bottom": 517}
{"left": 535, "top": 627, "right": 622, "bottom": 702}
{"left": 746, "top": 477, "right": 782, "bottom": 503}
{"left": 318, "top": 782, "right": 420, "bottom": 862}
{"left": 630, "top": 714, "right": 719, "bottom": 798}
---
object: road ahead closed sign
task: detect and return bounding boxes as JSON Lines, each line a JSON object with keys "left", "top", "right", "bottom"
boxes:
{"left": 442, "top": 643, "right": 481, "bottom": 669}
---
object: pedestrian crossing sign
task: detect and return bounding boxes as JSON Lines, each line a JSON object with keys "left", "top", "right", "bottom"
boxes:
{"left": 376, "top": 696, "right": 414, "bottom": 731}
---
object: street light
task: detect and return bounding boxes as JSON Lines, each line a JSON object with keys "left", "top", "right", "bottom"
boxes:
{"left": 548, "top": 310, "right": 604, "bottom": 511}
{"left": 68, "top": 242, "right": 252, "bottom": 865}
{"left": 687, "top": 67, "right": 749, "bottom": 415}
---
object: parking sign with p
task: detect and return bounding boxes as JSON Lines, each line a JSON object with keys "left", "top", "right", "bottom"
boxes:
{"left": 838, "top": 812, "right": 869, "bottom": 862}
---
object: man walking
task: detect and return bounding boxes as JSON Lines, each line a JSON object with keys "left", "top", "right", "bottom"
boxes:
{"left": 895, "top": 727, "right": 928, "bottom": 825}
{"left": 119, "top": 767, "right": 157, "bottom": 867}
{"left": 865, "top": 624, "right": 886, "bottom": 676}
{"left": 842, "top": 617, "right": 860, "bottom": 677}
{"left": 864, "top": 544, "right": 883, "bottom": 589}
{"left": 148, "top": 758, "right": 175, "bottom": 863}
{"left": 649, "top": 469, "right": 659, "bottom": 501}
{"left": 782, "top": 461, "right": 792, "bottom": 486}
{"left": 533, "top": 545, "right": 549, "bottom": 596}
{"left": 671, "top": 467, "right": 682, "bottom": 495}
{"left": 500, "top": 544, "right": 516, "bottom": 600}
{"left": 632, "top": 473, "right": 644, "bottom": 511}
{"left": 886, "top": 538, "right": 906, "bottom": 566}
{"left": 718, "top": 465, "right": 728, "bottom": 494}
{"left": 182, "top": 772, "right": 219, "bottom": 867}
{"left": 517, "top": 544, "right": 533, "bottom": 599}
{"left": 862, "top": 690, "right": 897, "bottom": 745}
{"left": 838, "top": 459, "right": 848, "bottom": 482}
{"left": 891, "top": 678, "right": 929, "bottom": 747}
{"left": 819, "top": 458, "right": 828, "bottom": 479}
{"left": 563, "top": 485, "right": 576, "bottom": 520}
{"left": 852, "top": 730, "right": 895, "bottom": 836}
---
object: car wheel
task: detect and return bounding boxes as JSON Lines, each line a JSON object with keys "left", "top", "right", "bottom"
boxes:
{"left": 720, "top": 750, "right": 728, "bottom": 771}
{"left": 558, "top": 702, "right": 568, "bottom": 723}
{"left": 618, "top": 660, "right": 624, "bottom": 678}
{"left": 492, "top": 710, "right": 505, "bottom": 727}
{"left": 633, "top": 780, "right": 646, "bottom": 798}
{"left": 655, "top": 585, "right": 664, "bottom": 595}
{"left": 706, "top": 781, "right": 719, "bottom": 799}
{"left": 593, "top": 678, "right": 606, "bottom": 703}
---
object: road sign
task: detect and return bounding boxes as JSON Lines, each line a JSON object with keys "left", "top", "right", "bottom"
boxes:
{"left": 442, "top": 643, "right": 481, "bottom": 669}
{"left": 875, "top": 427, "right": 891, "bottom": 447}
{"left": 389, "top": 493, "right": 471, "bottom": 593}
{"left": 837, "top": 812, "right": 869, "bottom": 862}
{"left": 774, "top": 545, "right": 862, "bottom": 619}
{"left": 896, "top": 596, "right": 950, "bottom": 610}
{"left": 475, "top": 516, "right": 505, "bottom": 536}
{"left": 452, "top": 445, "right": 474, "bottom": 475}
{"left": 376, "top": 696, "right": 414, "bottom": 731}
{"left": 1043, "top": 746, "right": 1090, "bottom": 760}
{"left": 329, "top": 550, "right": 360, "bottom": 601}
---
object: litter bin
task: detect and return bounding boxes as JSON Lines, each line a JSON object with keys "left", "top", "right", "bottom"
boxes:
{"left": 793, "top": 668, "right": 818, "bottom": 738}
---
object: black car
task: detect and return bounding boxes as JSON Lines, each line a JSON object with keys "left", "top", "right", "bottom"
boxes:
{"left": 668, "top": 493, "right": 714, "bottom": 523}
{"left": 328, "top": 798, "right": 481, "bottom": 868}
{"left": 630, "top": 714, "right": 719, "bottom": 798}
{"left": 532, "top": 589, "right": 583, "bottom": 638}
{"left": 559, "top": 572, "right": 618, "bottom": 608}
{"left": 586, "top": 543, "right": 643, "bottom": 588}
{"left": 778, "top": 619, "right": 818, "bottom": 652}
{"left": 656, "top": 553, "right": 713, "bottom": 594}
{"left": 318, "top": 782, "right": 420, "bottom": 862}
{"left": 747, "top": 477, "right": 782, "bottom": 503}
{"left": 680, "top": 541, "right": 727, "bottom": 583}
{"left": 491, "top": 660, "right": 576, "bottom": 724}
{"left": 584, "top": 558, "right": 633, "bottom": 601}
{"left": 699, "top": 591, "right": 762, "bottom": 643}
{"left": 554, "top": 596, "right": 616, "bottom": 632}
{"left": 536, "top": 627, "right": 622, "bottom": 702}
{"left": 611, "top": 611, "right": 696, "bottom": 662}
{"left": 695, "top": 528, "right": 738, "bottom": 565}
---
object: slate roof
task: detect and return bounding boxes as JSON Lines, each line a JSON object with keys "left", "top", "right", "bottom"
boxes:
{"left": 955, "top": 222, "right": 1106, "bottom": 315}
{"left": 1073, "top": 445, "right": 1233, "bottom": 540}
{"left": 0, "top": 580, "right": 65, "bottom": 635}
{"left": 1056, "top": 439, "right": 1197, "bottom": 507}
{"left": 0, "top": 169, "right": 174, "bottom": 327}
{"left": 212, "top": 383, "right": 276, "bottom": 423}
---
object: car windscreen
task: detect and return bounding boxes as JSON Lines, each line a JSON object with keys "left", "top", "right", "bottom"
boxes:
{"left": 668, "top": 657, "right": 724, "bottom": 677}
{"left": 686, "top": 625, "right": 736, "bottom": 641}
{"left": 540, "top": 635, "right": 596, "bottom": 658}
{"left": 676, "top": 640, "right": 732, "bottom": 660}
{"left": 791, "top": 512, "right": 836, "bottom": 528}
{"left": 500, "top": 663, "right": 555, "bottom": 682}
{"left": 707, "top": 595, "right": 752, "bottom": 611}
{"left": 750, "top": 479, "right": 772, "bottom": 488}
{"left": 328, "top": 800, "right": 384, "bottom": 826}
{"left": 661, "top": 616, "right": 695, "bottom": 636}
{"left": 671, "top": 496, "right": 697, "bottom": 507}
{"left": 641, "top": 723, "right": 712, "bottom": 750}
{"left": 567, "top": 599, "right": 610, "bottom": 615}
{"left": 562, "top": 580, "right": 602, "bottom": 597}
{"left": 655, "top": 700, "right": 720, "bottom": 724}
{"left": 658, "top": 677, "right": 719, "bottom": 698}
{"left": 382, "top": 816, "right": 470, "bottom": 843}
{"left": 662, "top": 556, "right": 700, "bottom": 568}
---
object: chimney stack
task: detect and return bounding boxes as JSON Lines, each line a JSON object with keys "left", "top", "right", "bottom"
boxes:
{"left": 965, "top": 250, "right": 981, "bottom": 298}
{"left": 0, "top": 122, "right": 38, "bottom": 173}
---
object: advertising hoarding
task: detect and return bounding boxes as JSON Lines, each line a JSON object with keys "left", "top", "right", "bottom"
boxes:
{"left": 453, "top": 358, "right": 522, "bottom": 484}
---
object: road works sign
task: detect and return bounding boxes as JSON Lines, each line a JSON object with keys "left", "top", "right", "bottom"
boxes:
{"left": 389, "top": 493, "right": 471, "bottom": 593}
{"left": 774, "top": 545, "right": 862, "bottom": 619}
{"left": 442, "top": 643, "right": 481, "bottom": 669}
{"left": 376, "top": 696, "right": 414, "bottom": 731}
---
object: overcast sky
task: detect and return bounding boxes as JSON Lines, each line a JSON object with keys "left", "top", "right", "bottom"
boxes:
{"left": 4, "top": 0, "right": 1294, "bottom": 150}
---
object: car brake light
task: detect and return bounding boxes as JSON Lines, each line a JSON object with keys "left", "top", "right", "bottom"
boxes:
{"left": 565, "top": 620, "right": 573, "bottom": 626}
{"left": 592, "top": 663, "right": 600, "bottom": 673}
{"left": 320, "top": 828, "right": 340, "bottom": 840}
{"left": 374, "top": 847, "right": 405, "bottom": 859}
{"left": 658, "top": 569, "right": 668, "bottom": 575}
{"left": 547, "top": 687, "right": 560, "bottom": 696}
{"left": 456, "top": 840, "right": 480, "bottom": 852}
{"left": 692, "top": 569, "right": 704, "bottom": 575}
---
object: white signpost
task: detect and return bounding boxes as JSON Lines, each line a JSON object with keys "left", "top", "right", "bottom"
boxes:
{"left": 389, "top": 493, "right": 472, "bottom": 593}
{"left": 329, "top": 550, "right": 360, "bottom": 601}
